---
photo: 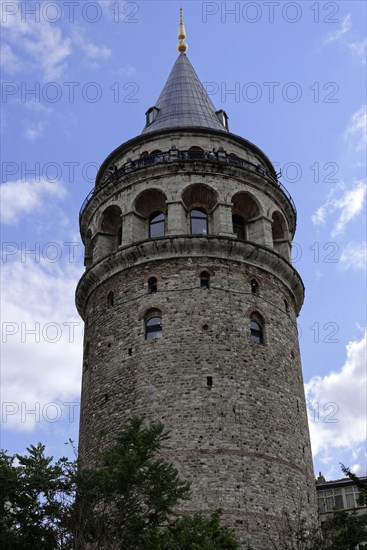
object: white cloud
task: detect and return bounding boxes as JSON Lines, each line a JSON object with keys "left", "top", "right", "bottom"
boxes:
{"left": 323, "top": 14, "right": 366, "bottom": 63}
{"left": 1, "top": 0, "right": 111, "bottom": 79}
{"left": 1, "top": 0, "right": 72, "bottom": 80}
{"left": 72, "top": 26, "right": 111, "bottom": 64}
{"left": 345, "top": 106, "right": 367, "bottom": 152}
{"left": 0, "top": 42, "right": 23, "bottom": 74}
{"left": 348, "top": 37, "right": 367, "bottom": 64}
{"left": 340, "top": 241, "right": 366, "bottom": 271}
{"left": 311, "top": 180, "right": 366, "bottom": 236}
{"left": 1, "top": 259, "right": 83, "bottom": 432}
{"left": 324, "top": 14, "right": 351, "bottom": 44}
{"left": 0, "top": 178, "right": 67, "bottom": 225}
{"left": 305, "top": 330, "right": 367, "bottom": 457}
{"left": 332, "top": 182, "right": 366, "bottom": 236}
{"left": 24, "top": 120, "right": 49, "bottom": 141}
{"left": 118, "top": 64, "right": 136, "bottom": 77}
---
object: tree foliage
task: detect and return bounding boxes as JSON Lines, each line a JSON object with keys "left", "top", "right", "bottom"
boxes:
{"left": 0, "top": 443, "right": 76, "bottom": 549}
{"left": 0, "top": 418, "right": 239, "bottom": 549}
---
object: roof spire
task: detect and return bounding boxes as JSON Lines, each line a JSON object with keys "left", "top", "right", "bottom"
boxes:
{"left": 177, "top": 8, "right": 188, "bottom": 54}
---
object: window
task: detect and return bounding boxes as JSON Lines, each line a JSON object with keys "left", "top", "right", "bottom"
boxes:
{"left": 148, "top": 277, "right": 158, "bottom": 294}
{"left": 284, "top": 300, "right": 289, "bottom": 313}
{"left": 107, "top": 292, "right": 114, "bottom": 308}
{"left": 145, "top": 316, "right": 162, "bottom": 340}
{"left": 251, "top": 280, "right": 259, "bottom": 296}
{"left": 200, "top": 271, "right": 210, "bottom": 289}
{"left": 146, "top": 107, "right": 159, "bottom": 126}
{"left": 149, "top": 212, "right": 165, "bottom": 238}
{"left": 232, "top": 214, "right": 246, "bottom": 240}
{"left": 250, "top": 317, "right": 263, "bottom": 344}
{"left": 191, "top": 208, "right": 208, "bottom": 235}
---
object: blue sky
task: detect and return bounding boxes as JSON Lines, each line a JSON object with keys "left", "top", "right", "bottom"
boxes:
{"left": 1, "top": 0, "right": 366, "bottom": 480}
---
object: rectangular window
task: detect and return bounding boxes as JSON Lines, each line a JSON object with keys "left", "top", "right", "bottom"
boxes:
{"left": 345, "top": 493, "right": 355, "bottom": 509}
{"left": 326, "top": 497, "right": 334, "bottom": 511}
{"left": 334, "top": 495, "right": 344, "bottom": 509}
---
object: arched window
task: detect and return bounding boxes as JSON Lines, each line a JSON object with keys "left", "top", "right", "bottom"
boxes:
{"left": 107, "top": 291, "right": 114, "bottom": 308}
{"left": 135, "top": 189, "right": 167, "bottom": 240}
{"left": 251, "top": 280, "right": 259, "bottom": 296}
{"left": 200, "top": 271, "right": 210, "bottom": 289}
{"left": 232, "top": 214, "right": 246, "bottom": 241}
{"left": 148, "top": 277, "right": 158, "bottom": 294}
{"left": 149, "top": 212, "right": 165, "bottom": 238}
{"left": 284, "top": 300, "right": 289, "bottom": 313}
{"left": 191, "top": 208, "right": 208, "bottom": 235}
{"left": 272, "top": 211, "right": 286, "bottom": 241}
{"left": 145, "top": 313, "right": 162, "bottom": 340}
{"left": 250, "top": 315, "right": 263, "bottom": 344}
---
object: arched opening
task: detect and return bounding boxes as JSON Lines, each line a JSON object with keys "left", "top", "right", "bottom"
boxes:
{"left": 182, "top": 184, "right": 217, "bottom": 235}
{"left": 182, "top": 183, "right": 218, "bottom": 212}
{"left": 191, "top": 208, "right": 208, "bottom": 235}
{"left": 100, "top": 205, "right": 123, "bottom": 256}
{"left": 272, "top": 211, "right": 287, "bottom": 240}
{"left": 200, "top": 271, "right": 210, "bottom": 289}
{"left": 134, "top": 189, "right": 167, "bottom": 240}
{"left": 271, "top": 210, "right": 290, "bottom": 260}
{"left": 232, "top": 192, "right": 261, "bottom": 243}
{"left": 232, "top": 192, "right": 260, "bottom": 220}
{"left": 148, "top": 277, "right": 158, "bottom": 294}
{"left": 145, "top": 309, "right": 162, "bottom": 340}
{"left": 101, "top": 205, "right": 122, "bottom": 235}
{"left": 149, "top": 212, "right": 165, "bottom": 238}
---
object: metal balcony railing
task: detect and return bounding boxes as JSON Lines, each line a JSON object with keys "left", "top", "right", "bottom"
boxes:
{"left": 79, "top": 149, "right": 296, "bottom": 221}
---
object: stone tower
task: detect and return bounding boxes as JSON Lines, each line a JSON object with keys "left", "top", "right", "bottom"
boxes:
{"left": 76, "top": 13, "right": 317, "bottom": 549}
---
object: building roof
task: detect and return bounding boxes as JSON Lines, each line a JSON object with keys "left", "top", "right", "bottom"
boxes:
{"left": 316, "top": 476, "right": 367, "bottom": 489}
{"left": 142, "top": 53, "right": 228, "bottom": 134}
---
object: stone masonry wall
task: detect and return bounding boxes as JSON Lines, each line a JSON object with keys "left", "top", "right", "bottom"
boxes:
{"left": 78, "top": 252, "right": 317, "bottom": 548}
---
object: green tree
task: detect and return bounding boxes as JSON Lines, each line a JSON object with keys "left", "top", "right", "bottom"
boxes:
{"left": 0, "top": 418, "right": 239, "bottom": 550}
{"left": 0, "top": 444, "right": 76, "bottom": 549}
{"left": 161, "top": 510, "right": 239, "bottom": 549}
{"left": 318, "top": 509, "right": 367, "bottom": 550}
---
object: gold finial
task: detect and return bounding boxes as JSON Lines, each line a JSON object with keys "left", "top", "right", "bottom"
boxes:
{"left": 177, "top": 8, "right": 188, "bottom": 54}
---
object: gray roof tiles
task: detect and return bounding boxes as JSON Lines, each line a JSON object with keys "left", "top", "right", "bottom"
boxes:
{"left": 142, "top": 54, "right": 228, "bottom": 134}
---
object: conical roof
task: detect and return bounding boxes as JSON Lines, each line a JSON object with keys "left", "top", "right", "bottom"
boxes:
{"left": 142, "top": 54, "right": 228, "bottom": 134}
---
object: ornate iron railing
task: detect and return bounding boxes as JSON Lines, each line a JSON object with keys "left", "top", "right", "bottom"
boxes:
{"left": 79, "top": 149, "right": 296, "bottom": 221}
